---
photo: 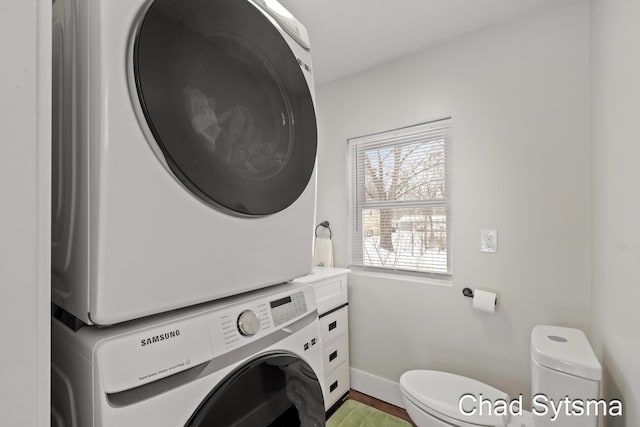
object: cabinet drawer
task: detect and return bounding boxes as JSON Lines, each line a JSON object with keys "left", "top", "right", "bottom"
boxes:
{"left": 323, "top": 334, "right": 348, "bottom": 374}
{"left": 320, "top": 307, "right": 348, "bottom": 344}
{"left": 324, "top": 362, "right": 350, "bottom": 410}
{"left": 313, "top": 274, "right": 347, "bottom": 314}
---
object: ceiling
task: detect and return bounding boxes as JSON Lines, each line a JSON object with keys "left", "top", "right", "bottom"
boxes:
{"left": 278, "top": 0, "right": 567, "bottom": 85}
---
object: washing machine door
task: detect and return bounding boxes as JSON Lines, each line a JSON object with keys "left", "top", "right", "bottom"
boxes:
{"left": 186, "top": 353, "right": 324, "bottom": 426}
{"left": 134, "top": 0, "right": 317, "bottom": 216}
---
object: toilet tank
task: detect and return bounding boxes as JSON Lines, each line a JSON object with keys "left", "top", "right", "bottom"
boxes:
{"left": 530, "top": 325, "right": 602, "bottom": 427}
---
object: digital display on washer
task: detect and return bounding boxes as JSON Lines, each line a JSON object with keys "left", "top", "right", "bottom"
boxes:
{"left": 270, "top": 292, "right": 307, "bottom": 326}
{"left": 270, "top": 296, "right": 292, "bottom": 309}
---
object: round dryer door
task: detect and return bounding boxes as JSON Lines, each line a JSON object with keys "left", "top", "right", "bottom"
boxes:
{"left": 185, "top": 353, "right": 325, "bottom": 426}
{"left": 134, "top": 0, "right": 317, "bottom": 216}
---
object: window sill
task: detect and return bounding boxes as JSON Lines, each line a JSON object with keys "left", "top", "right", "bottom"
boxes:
{"left": 348, "top": 269, "right": 453, "bottom": 288}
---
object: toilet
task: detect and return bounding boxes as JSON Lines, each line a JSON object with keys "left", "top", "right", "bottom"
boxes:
{"left": 400, "top": 325, "right": 602, "bottom": 427}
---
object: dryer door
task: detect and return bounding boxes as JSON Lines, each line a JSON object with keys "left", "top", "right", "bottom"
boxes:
{"left": 186, "top": 353, "right": 324, "bottom": 426}
{"left": 134, "top": 0, "right": 317, "bottom": 216}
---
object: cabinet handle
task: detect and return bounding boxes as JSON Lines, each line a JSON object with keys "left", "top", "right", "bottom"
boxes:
{"left": 330, "top": 380, "right": 338, "bottom": 392}
{"left": 328, "top": 321, "right": 337, "bottom": 331}
{"left": 329, "top": 350, "right": 338, "bottom": 362}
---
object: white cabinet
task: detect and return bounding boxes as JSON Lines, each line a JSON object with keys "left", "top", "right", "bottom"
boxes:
{"left": 294, "top": 268, "right": 349, "bottom": 411}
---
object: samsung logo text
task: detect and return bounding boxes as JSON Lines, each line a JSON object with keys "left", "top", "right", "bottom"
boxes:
{"left": 140, "top": 329, "right": 181, "bottom": 347}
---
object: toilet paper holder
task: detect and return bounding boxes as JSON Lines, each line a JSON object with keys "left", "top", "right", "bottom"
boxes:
{"left": 462, "top": 287, "right": 497, "bottom": 305}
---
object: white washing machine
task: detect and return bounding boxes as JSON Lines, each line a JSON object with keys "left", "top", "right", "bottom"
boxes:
{"left": 51, "top": 282, "right": 325, "bottom": 427}
{"left": 51, "top": 0, "right": 318, "bottom": 325}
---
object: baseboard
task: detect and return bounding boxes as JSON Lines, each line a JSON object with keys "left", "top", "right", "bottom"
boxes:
{"left": 349, "top": 368, "right": 404, "bottom": 408}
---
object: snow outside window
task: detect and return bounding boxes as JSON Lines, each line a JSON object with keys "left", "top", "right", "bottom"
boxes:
{"left": 348, "top": 119, "right": 452, "bottom": 278}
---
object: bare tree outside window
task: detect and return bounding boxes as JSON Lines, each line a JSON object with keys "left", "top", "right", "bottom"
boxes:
{"left": 349, "top": 121, "right": 451, "bottom": 276}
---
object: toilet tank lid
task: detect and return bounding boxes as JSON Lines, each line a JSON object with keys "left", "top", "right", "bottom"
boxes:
{"left": 531, "top": 325, "right": 602, "bottom": 381}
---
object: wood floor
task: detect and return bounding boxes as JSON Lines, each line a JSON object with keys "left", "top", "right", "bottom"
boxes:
{"left": 346, "top": 389, "right": 416, "bottom": 426}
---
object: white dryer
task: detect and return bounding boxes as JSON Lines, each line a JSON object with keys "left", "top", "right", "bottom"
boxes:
{"left": 51, "top": 283, "right": 325, "bottom": 427}
{"left": 51, "top": 0, "right": 317, "bottom": 325}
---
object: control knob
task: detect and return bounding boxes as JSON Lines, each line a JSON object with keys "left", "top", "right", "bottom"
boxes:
{"left": 237, "top": 310, "right": 260, "bottom": 337}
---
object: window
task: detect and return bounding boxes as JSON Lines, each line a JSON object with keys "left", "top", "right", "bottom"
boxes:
{"left": 348, "top": 119, "right": 451, "bottom": 278}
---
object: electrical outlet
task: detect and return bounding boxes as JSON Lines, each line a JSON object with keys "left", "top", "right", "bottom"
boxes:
{"left": 480, "top": 230, "right": 498, "bottom": 253}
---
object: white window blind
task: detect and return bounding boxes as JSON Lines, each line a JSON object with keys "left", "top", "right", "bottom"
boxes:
{"left": 348, "top": 119, "right": 452, "bottom": 278}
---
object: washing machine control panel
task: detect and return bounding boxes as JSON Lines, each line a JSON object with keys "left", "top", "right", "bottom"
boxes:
{"left": 270, "top": 292, "right": 307, "bottom": 326}
{"left": 97, "top": 284, "right": 316, "bottom": 394}
{"left": 210, "top": 286, "right": 314, "bottom": 356}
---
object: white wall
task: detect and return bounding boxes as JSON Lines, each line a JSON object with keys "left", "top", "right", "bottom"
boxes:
{"left": 315, "top": 0, "right": 590, "bottom": 404}
{"left": 0, "top": 1, "right": 51, "bottom": 426}
{"left": 590, "top": 0, "right": 640, "bottom": 425}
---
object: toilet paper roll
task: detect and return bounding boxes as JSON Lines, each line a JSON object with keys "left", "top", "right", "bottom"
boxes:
{"left": 472, "top": 289, "right": 497, "bottom": 313}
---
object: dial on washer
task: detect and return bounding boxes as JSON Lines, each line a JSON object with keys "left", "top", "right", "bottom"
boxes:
{"left": 237, "top": 310, "right": 260, "bottom": 336}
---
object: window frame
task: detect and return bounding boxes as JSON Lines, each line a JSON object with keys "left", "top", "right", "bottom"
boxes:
{"left": 347, "top": 118, "right": 452, "bottom": 280}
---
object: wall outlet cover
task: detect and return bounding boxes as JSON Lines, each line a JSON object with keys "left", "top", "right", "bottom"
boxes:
{"left": 480, "top": 229, "right": 498, "bottom": 253}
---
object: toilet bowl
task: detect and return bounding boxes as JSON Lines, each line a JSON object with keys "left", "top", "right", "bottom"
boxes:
{"left": 401, "top": 370, "right": 527, "bottom": 427}
{"left": 399, "top": 325, "right": 601, "bottom": 427}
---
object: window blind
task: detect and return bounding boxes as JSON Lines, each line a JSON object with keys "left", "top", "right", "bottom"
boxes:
{"left": 348, "top": 119, "right": 452, "bottom": 277}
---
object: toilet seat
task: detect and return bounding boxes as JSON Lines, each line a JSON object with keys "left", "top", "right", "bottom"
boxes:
{"left": 400, "top": 370, "right": 509, "bottom": 427}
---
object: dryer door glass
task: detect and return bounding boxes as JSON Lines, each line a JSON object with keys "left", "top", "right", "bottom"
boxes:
{"left": 186, "top": 353, "right": 324, "bottom": 426}
{"left": 134, "top": 0, "right": 317, "bottom": 216}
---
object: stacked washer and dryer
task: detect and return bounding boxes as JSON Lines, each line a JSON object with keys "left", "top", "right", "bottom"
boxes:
{"left": 51, "top": 0, "right": 324, "bottom": 425}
